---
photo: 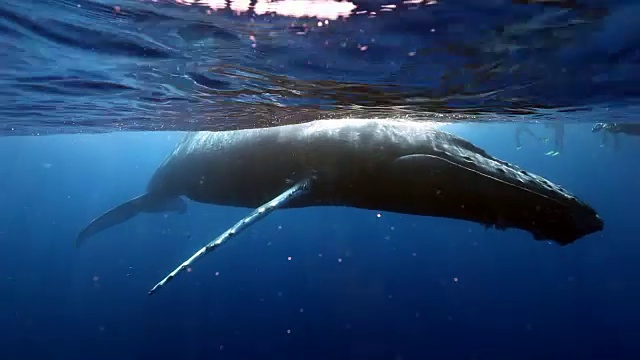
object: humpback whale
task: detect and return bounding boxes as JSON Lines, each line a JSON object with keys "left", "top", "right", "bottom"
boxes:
{"left": 76, "top": 119, "right": 604, "bottom": 295}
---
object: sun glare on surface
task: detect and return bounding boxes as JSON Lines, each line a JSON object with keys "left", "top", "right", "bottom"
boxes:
{"left": 158, "top": 0, "right": 437, "bottom": 20}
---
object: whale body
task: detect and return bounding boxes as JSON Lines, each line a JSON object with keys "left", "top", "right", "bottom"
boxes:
{"left": 77, "top": 118, "right": 603, "bottom": 248}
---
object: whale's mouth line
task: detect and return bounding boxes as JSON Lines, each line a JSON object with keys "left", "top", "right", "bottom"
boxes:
{"left": 434, "top": 154, "right": 565, "bottom": 206}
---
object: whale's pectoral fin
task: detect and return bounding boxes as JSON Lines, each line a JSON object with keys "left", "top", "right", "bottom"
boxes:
{"left": 76, "top": 194, "right": 187, "bottom": 248}
{"left": 147, "top": 178, "right": 313, "bottom": 296}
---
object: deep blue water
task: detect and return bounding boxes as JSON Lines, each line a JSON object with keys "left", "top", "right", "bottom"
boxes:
{"left": 2, "top": 0, "right": 640, "bottom": 359}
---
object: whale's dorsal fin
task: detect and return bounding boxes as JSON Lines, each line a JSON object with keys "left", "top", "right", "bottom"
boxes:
{"left": 76, "top": 193, "right": 187, "bottom": 248}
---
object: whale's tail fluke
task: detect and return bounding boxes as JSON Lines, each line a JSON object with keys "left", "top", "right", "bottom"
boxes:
{"left": 76, "top": 193, "right": 187, "bottom": 247}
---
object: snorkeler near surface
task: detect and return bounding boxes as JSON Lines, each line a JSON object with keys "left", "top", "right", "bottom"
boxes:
{"left": 543, "top": 123, "right": 564, "bottom": 156}
{"left": 515, "top": 123, "right": 564, "bottom": 156}
{"left": 592, "top": 123, "right": 640, "bottom": 149}
{"left": 515, "top": 123, "right": 543, "bottom": 150}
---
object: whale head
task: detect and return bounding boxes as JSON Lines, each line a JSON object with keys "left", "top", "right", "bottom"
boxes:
{"left": 482, "top": 167, "right": 605, "bottom": 245}
{"left": 388, "top": 130, "right": 604, "bottom": 245}
{"left": 439, "top": 134, "right": 604, "bottom": 245}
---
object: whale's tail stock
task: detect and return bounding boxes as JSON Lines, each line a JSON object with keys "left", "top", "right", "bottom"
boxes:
{"left": 76, "top": 193, "right": 187, "bottom": 247}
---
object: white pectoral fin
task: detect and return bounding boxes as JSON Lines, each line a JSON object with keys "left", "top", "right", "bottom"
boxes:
{"left": 147, "top": 178, "right": 312, "bottom": 296}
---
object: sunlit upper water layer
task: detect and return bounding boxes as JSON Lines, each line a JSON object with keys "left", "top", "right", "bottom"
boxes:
{"left": 1, "top": 0, "right": 640, "bottom": 135}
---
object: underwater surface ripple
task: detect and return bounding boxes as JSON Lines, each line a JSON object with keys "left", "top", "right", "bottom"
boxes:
{"left": 1, "top": 0, "right": 640, "bottom": 134}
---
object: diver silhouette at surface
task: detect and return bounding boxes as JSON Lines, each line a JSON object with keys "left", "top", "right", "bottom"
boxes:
{"left": 543, "top": 123, "right": 565, "bottom": 156}
{"left": 514, "top": 123, "right": 564, "bottom": 156}
{"left": 592, "top": 123, "right": 640, "bottom": 150}
{"left": 515, "top": 123, "right": 542, "bottom": 150}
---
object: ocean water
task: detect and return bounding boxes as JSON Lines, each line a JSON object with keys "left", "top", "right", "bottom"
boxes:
{"left": 1, "top": 1, "right": 640, "bottom": 359}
